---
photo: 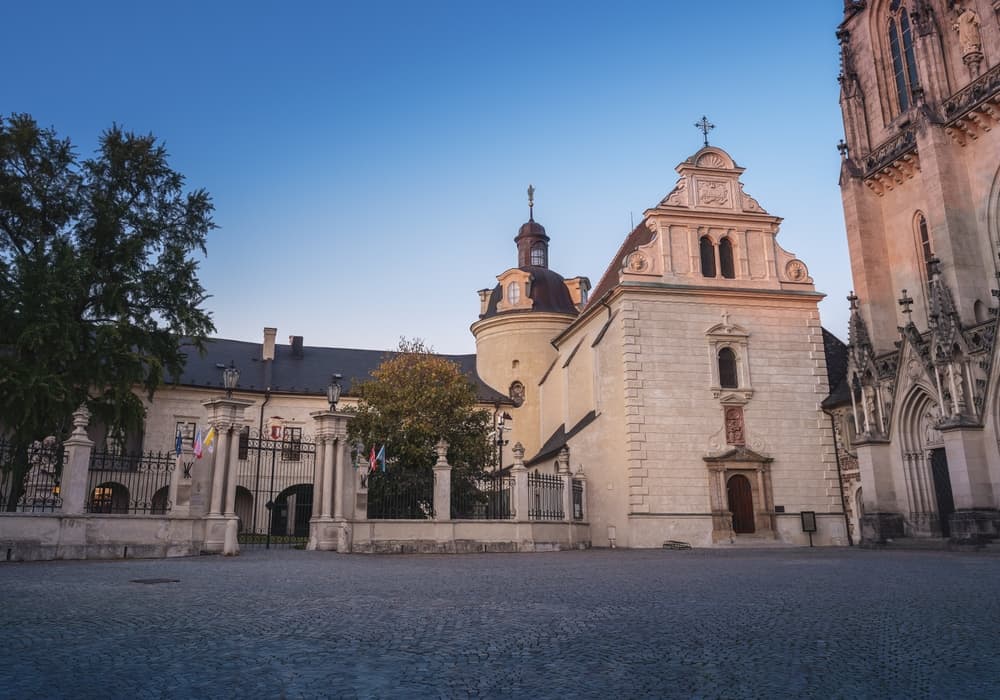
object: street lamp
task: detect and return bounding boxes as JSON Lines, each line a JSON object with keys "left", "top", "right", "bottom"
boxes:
{"left": 496, "top": 411, "right": 512, "bottom": 469}
{"left": 327, "top": 373, "right": 343, "bottom": 410}
{"left": 222, "top": 361, "right": 240, "bottom": 399}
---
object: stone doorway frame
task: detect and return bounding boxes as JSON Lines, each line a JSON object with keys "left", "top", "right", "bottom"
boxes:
{"left": 705, "top": 447, "right": 775, "bottom": 542}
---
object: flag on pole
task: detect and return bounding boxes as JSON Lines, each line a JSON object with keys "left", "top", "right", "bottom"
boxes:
{"left": 376, "top": 445, "right": 386, "bottom": 472}
{"left": 369, "top": 445, "right": 377, "bottom": 473}
{"left": 203, "top": 426, "right": 216, "bottom": 454}
{"left": 193, "top": 426, "right": 203, "bottom": 459}
{"left": 175, "top": 427, "right": 183, "bottom": 456}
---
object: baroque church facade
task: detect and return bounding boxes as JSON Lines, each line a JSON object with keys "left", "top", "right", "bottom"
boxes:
{"left": 473, "top": 148, "right": 848, "bottom": 548}
{"left": 833, "top": 0, "right": 1000, "bottom": 542}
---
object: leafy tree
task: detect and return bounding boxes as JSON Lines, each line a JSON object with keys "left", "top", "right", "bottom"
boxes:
{"left": 0, "top": 114, "right": 215, "bottom": 510}
{"left": 348, "top": 338, "right": 494, "bottom": 518}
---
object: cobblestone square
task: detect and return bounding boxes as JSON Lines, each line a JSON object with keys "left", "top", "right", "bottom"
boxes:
{"left": 2, "top": 548, "right": 999, "bottom": 698}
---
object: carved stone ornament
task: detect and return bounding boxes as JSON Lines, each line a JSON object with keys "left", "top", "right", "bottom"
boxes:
{"left": 662, "top": 178, "right": 689, "bottom": 207}
{"left": 953, "top": 8, "right": 983, "bottom": 56}
{"left": 785, "top": 260, "right": 808, "bottom": 282}
{"left": 724, "top": 406, "right": 746, "bottom": 446}
{"left": 739, "top": 183, "right": 764, "bottom": 213}
{"left": 626, "top": 252, "right": 649, "bottom": 272}
{"left": 697, "top": 180, "right": 730, "bottom": 207}
{"left": 697, "top": 152, "right": 727, "bottom": 169}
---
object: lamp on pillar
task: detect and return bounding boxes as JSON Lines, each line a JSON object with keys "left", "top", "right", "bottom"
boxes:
{"left": 222, "top": 361, "right": 240, "bottom": 399}
{"left": 496, "top": 411, "right": 512, "bottom": 469}
{"left": 327, "top": 373, "right": 343, "bottom": 410}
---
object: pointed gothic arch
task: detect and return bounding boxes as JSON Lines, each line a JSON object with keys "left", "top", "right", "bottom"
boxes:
{"left": 897, "top": 386, "right": 950, "bottom": 536}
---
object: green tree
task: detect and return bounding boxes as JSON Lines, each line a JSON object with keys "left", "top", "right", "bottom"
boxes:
{"left": 348, "top": 338, "right": 494, "bottom": 518}
{"left": 0, "top": 114, "right": 216, "bottom": 510}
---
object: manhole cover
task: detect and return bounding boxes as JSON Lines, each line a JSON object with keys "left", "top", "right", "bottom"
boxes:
{"left": 129, "top": 578, "right": 180, "bottom": 585}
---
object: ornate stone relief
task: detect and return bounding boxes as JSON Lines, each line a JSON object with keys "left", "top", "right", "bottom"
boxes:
{"left": 697, "top": 179, "right": 731, "bottom": 207}
{"left": 724, "top": 406, "right": 745, "bottom": 446}
{"left": 626, "top": 252, "right": 649, "bottom": 272}
{"left": 784, "top": 259, "right": 809, "bottom": 282}
{"left": 697, "top": 152, "right": 727, "bottom": 169}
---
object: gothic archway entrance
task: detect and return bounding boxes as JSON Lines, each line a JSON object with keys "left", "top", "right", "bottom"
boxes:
{"left": 727, "top": 474, "right": 755, "bottom": 534}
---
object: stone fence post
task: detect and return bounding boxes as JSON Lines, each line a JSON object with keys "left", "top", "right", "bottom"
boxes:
{"left": 557, "top": 446, "right": 572, "bottom": 522}
{"left": 511, "top": 442, "right": 529, "bottom": 523}
{"left": 433, "top": 439, "right": 451, "bottom": 522}
{"left": 573, "top": 467, "right": 588, "bottom": 521}
{"left": 60, "top": 406, "right": 94, "bottom": 516}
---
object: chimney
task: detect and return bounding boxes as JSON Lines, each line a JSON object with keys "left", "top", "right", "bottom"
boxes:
{"left": 290, "top": 335, "right": 304, "bottom": 359}
{"left": 262, "top": 327, "right": 277, "bottom": 361}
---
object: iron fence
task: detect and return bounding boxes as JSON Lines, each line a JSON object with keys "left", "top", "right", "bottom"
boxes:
{"left": 86, "top": 450, "right": 175, "bottom": 514}
{"left": 451, "top": 473, "right": 513, "bottom": 520}
{"left": 528, "top": 472, "right": 564, "bottom": 520}
{"left": 572, "top": 479, "right": 584, "bottom": 520}
{"left": 366, "top": 469, "right": 434, "bottom": 519}
{"left": 0, "top": 437, "right": 64, "bottom": 513}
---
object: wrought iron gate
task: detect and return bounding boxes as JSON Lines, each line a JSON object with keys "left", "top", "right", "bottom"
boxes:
{"left": 235, "top": 429, "right": 316, "bottom": 549}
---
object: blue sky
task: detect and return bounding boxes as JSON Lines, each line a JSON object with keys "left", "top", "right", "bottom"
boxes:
{"left": 8, "top": 1, "right": 850, "bottom": 353}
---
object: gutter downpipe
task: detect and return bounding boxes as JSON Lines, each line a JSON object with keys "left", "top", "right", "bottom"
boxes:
{"left": 824, "top": 407, "right": 854, "bottom": 546}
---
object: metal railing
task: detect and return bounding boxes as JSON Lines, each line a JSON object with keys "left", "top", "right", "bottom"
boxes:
{"left": 86, "top": 450, "right": 175, "bottom": 514}
{"left": 0, "top": 437, "right": 64, "bottom": 513}
{"left": 366, "top": 469, "right": 434, "bottom": 520}
{"left": 572, "top": 479, "right": 584, "bottom": 521}
{"left": 528, "top": 472, "right": 564, "bottom": 521}
{"left": 451, "top": 474, "right": 514, "bottom": 520}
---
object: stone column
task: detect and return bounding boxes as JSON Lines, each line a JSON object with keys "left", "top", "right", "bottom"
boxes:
{"left": 573, "top": 465, "right": 588, "bottom": 521}
{"left": 201, "top": 397, "right": 253, "bottom": 555}
{"left": 321, "top": 436, "right": 335, "bottom": 519}
{"left": 60, "top": 406, "right": 94, "bottom": 516}
{"left": 856, "top": 438, "right": 904, "bottom": 543}
{"left": 511, "top": 442, "right": 529, "bottom": 523}
{"left": 308, "top": 438, "right": 326, "bottom": 549}
{"left": 432, "top": 439, "right": 451, "bottom": 522}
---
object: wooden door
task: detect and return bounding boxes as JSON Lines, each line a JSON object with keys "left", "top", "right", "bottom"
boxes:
{"left": 930, "top": 448, "right": 954, "bottom": 537}
{"left": 727, "top": 474, "right": 755, "bottom": 534}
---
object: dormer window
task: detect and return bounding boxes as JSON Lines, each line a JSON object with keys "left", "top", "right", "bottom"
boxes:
{"left": 507, "top": 282, "right": 521, "bottom": 305}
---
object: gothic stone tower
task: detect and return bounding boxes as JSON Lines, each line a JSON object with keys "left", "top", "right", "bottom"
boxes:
{"left": 471, "top": 191, "right": 590, "bottom": 465}
{"left": 836, "top": 0, "right": 1000, "bottom": 542}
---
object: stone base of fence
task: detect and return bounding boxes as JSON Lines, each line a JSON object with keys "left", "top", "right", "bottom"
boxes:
{"left": 0, "top": 514, "right": 204, "bottom": 562}
{"left": 350, "top": 520, "right": 591, "bottom": 554}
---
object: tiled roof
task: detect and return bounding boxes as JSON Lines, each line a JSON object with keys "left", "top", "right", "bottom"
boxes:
{"left": 584, "top": 221, "right": 655, "bottom": 309}
{"left": 821, "top": 328, "right": 851, "bottom": 408}
{"left": 171, "top": 337, "right": 510, "bottom": 405}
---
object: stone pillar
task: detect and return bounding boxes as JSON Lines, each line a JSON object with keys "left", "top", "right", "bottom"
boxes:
{"left": 557, "top": 446, "right": 572, "bottom": 522}
{"left": 856, "top": 438, "right": 904, "bottom": 543}
{"left": 511, "top": 442, "right": 529, "bottom": 523}
{"left": 432, "top": 439, "right": 451, "bottom": 522}
{"left": 354, "top": 447, "right": 368, "bottom": 520}
{"left": 60, "top": 406, "right": 94, "bottom": 516}
{"left": 573, "top": 465, "right": 588, "bottom": 521}
{"left": 201, "top": 397, "right": 253, "bottom": 555}
{"left": 941, "top": 425, "right": 998, "bottom": 542}
{"left": 168, "top": 444, "right": 194, "bottom": 517}
{"left": 308, "top": 439, "right": 326, "bottom": 550}
{"left": 309, "top": 409, "right": 351, "bottom": 551}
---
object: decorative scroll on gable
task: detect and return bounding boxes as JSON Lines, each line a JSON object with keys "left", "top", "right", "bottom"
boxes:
{"left": 619, "top": 230, "right": 663, "bottom": 282}
{"left": 655, "top": 146, "right": 770, "bottom": 216}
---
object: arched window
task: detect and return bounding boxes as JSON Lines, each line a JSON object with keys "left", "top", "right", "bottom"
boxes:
{"left": 718, "top": 347, "right": 738, "bottom": 388}
{"left": 888, "top": 7, "right": 920, "bottom": 114}
{"left": 700, "top": 237, "right": 716, "bottom": 278}
{"left": 530, "top": 243, "right": 546, "bottom": 267}
{"left": 917, "top": 214, "right": 933, "bottom": 281}
{"left": 507, "top": 281, "right": 521, "bottom": 305}
{"left": 719, "top": 237, "right": 735, "bottom": 279}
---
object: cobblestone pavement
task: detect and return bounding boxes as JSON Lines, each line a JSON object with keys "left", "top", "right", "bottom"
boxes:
{"left": 2, "top": 547, "right": 999, "bottom": 699}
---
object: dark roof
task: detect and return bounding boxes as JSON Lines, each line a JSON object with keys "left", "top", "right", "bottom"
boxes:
{"left": 585, "top": 221, "right": 656, "bottom": 309}
{"left": 479, "top": 266, "right": 579, "bottom": 320}
{"left": 525, "top": 410, "right": 598, "bottom": 467}
{"left": 821, "top": 328, "right": 851, "bottom": 409}
{"left": 516, "top": 219, "right": 549, "bottom": 241}
{"left": 172, "top": 337, "right": 510, "bottom": 404}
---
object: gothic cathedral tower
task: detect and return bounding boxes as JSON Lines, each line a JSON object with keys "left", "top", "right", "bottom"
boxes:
{"left": 836, "top": 0, "right": 1000, "bottom": 542}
